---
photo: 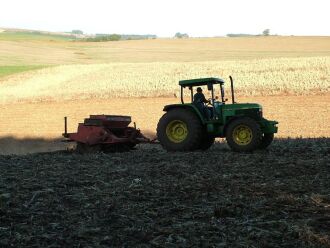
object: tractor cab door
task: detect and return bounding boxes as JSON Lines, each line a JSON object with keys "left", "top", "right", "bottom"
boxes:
{"left": 212, "top": 83, "right": 226, "bottom": 121}
{"left": 212, "top": 101, "right": 223, "bottom": 120}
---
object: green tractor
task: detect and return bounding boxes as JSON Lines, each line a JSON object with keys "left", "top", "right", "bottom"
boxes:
{"left": 157, "top": 76, "right": 278, "bottom": 152}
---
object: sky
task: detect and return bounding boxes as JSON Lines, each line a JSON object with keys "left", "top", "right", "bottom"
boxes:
{"left": 0, "top": 0, "right": 329, "bottom": 37}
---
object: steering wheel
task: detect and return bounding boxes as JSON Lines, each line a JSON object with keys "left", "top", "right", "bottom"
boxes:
{"left": 207, "top": 98, "right": 213, "bottom": 106}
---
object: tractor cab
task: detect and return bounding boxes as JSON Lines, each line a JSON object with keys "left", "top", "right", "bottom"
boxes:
{"left": 179, "top": 77, "right": 226, "bottom": 121}
{"left": 179, "top": 77, "right": 226, "bottom": 104}
{"left": 179, "top": 77, "right": 226, "bottom": 120}
{"left": 178, "top": 76, "right": 264, "bottom": 123}
{"left": 157, "top": 76, "right": 278, "bottom": 152}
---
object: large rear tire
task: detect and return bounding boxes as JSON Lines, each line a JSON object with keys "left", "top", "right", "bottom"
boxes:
{"left": 157, "top": 108, "right": 203, "bottom": 151}
{"left": 226, "top": 117, "right": 262, "bottom": 152}
{"left": 258, "top": 133, "right": 274, "bottom": 149}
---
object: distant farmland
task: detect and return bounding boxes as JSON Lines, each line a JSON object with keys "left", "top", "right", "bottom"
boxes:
{"left": 1, "top": 35, "right": 330, "bottom": 67}
{"left": 0, "top": 33, "right": 329, "bottom": 140}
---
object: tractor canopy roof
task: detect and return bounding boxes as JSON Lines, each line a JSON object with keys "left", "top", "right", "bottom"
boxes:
{"left": 179, "top": 77, "right": 225, "bottom": 87}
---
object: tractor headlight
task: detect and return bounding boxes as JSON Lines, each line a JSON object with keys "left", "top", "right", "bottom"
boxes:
{"left": 258, "top": 108, "right": 263, "bottom": 117}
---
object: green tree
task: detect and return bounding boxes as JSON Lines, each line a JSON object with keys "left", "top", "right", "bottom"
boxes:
{"left": 174, "top": 32, "right": 189, "bottom": 39}
{"left": 262, "top": 29, "right": 270, "bottom": 36}
{"left": 72, "top": 30, "right": 84, "bottom": 35}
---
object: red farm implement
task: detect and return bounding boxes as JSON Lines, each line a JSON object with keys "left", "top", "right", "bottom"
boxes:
{"left": 62, "top": 115, "right": 152, "bottom": 153}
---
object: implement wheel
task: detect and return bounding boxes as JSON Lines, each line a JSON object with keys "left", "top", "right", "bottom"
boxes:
{"left": 226, "top": 117, "right": 262, "bottom": 152}
{"left": 157, "top": 108, "right": 203, "bottom": 151}
{"left": 258, "top": 133, "right": 274, "bottom": 149}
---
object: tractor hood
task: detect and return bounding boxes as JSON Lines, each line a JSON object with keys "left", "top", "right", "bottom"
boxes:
{"left": 222, "top": 103, "right": 262, "bottom": 110}
{"left": 221, "top": 103, "right": 263, "bottom": 119}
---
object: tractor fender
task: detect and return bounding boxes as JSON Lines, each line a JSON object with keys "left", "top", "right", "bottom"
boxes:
{"left": 163, "top": 104, "right": 206, "bottom": 124}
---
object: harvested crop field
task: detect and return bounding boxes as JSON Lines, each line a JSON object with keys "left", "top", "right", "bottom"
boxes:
{"left": 0, "top": 138, "right": 329, "bottom": 247}
{"left": 1, "top": 57, "right": 329, "bottom": 103}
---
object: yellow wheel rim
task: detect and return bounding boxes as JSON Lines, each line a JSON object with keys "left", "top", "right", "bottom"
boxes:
{"left": 166, "top": 120, "right": 188, "bottom": 143}
{"left": 232, "top": 125, "right": 253, "bottom": 145}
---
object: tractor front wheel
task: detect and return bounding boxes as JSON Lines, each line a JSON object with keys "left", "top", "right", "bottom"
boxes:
{"left": 226, "top": 117, "right": 262, "bottom": 152}
{"left": 157, "top": 108, "right": 203, "bottom": 151}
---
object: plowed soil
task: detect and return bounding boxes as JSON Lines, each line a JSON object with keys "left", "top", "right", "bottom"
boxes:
{"left": 0, "top": 138, "right": 329, "bottom": 247}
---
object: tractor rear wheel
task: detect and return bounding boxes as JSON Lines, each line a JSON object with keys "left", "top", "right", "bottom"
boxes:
{"left": 157, "top": 108, "right": 203, "bottom": 151}
{"left": 199, "top": 135, "right": 215, "bottom": 150}
{"left": 226, "top": 117, "right": 262, "bottom": 152}
{"left": 76, "top": 142, "right": 102, "bottom": 154}
{"left": 258, "top": 133, "right": 274, "bottom": 149}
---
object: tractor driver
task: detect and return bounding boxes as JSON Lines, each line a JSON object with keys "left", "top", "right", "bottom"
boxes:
{"left": 193, "top": 87, "right": 212, "bottom": 120}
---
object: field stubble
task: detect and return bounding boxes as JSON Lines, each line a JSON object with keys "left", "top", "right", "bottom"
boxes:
{"left": 0, "top": 57, "right": 329, "bottom": 104}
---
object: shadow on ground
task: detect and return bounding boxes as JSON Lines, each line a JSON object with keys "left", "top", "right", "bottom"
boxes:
{"left": 0, "top": 131, "right": 159, "bottom": 155}
{"left": 0, "top": 136, "right": 66, "bottom": 155}
{"left": 0, "top": 135, "right": 328, "bottom": 156}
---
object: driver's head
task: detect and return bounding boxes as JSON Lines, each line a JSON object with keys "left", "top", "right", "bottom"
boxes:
{"left": 197, "top": 87, "right": 202, "bottom": 93}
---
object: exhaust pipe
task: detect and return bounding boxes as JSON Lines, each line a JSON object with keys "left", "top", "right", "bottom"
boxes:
{"left": 229, "top": 76, "right": 235, "bottom": 104}
{"left": 63, "top": 117, "right": 68, "bottom": 138}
